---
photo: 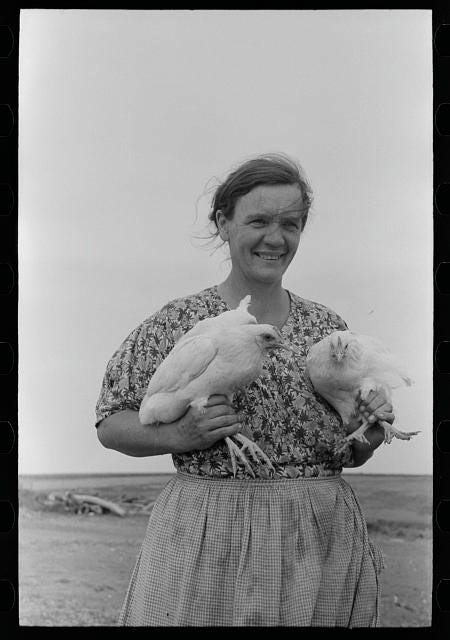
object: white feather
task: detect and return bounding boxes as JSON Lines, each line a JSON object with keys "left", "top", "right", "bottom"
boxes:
{"left": 304, "top": 330, "right": 418, "bottom": 444}
{"left": 139, "top": 295, "right": 279, "bottom": 425}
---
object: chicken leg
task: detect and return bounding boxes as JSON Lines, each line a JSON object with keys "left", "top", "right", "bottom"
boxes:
{"left": 377, "top": 420, "right": 420, "bottom": 445}
{"left": 339, "top": 413, "right": 420, "bottom": 451}
{"left": 191, "top": 396, "right": 274, "bottom": 477}
{"left": 226, "top": 434, "right": 275, "bottom": 478}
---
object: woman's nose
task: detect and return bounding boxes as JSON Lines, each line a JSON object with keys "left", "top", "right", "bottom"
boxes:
{"left": 263, "top": 223, "right": 285, "bottom": 245}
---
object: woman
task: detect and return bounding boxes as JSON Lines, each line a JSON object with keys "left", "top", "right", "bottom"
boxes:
{"left": 95, "top": 153, "right": 392, "bottom": 627}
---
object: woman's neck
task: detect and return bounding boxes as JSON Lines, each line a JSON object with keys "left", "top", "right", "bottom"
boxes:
{"left": 217, "top": 273, "right": 290, "bottom": 327}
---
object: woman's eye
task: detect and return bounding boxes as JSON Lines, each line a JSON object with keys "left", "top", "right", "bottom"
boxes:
{"left": 250, "top": 219, "right": 266, "bottom": 227}
{"left": 283, "top": 221, "right": 299, "bottom": 230}
{"left": 248, "top": 219, "right": 299, "bottom": 230}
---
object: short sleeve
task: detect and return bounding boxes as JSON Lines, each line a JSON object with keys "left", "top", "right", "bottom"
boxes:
{"left": 329, "top": 311, "right": 348, "bottom": 332}
{"left": 317, "top": 303, "right": 348, "bottom": 334}
{"left": 308, "top": 301, "right": 349, "bottom": 342}
{"left": 95, "top": 311, "right": 174, "bottom": 427}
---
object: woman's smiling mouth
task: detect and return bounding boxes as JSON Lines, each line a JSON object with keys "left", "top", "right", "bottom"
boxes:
{"left": 254, "top": 252, "right": 285, "bottom": 261}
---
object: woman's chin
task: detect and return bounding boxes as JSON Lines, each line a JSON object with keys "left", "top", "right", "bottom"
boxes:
{"left": 251, "top": 268, "right": 285, "bottom": 284}
{"left": 255, "top": 259, "right": 289, "bottom": 279}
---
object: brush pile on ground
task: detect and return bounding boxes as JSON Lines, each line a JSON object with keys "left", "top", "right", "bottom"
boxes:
{"left": 36, "top": 491, "right": 155, "bottom": 517}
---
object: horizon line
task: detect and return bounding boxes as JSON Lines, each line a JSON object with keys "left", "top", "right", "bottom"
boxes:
{"left": 18, "top": 471, "right": 433, "bottom": 478}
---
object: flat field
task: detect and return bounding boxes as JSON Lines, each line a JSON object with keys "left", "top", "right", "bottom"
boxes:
{"left": 18, "top": 473, "right": 432, "bottom": 627}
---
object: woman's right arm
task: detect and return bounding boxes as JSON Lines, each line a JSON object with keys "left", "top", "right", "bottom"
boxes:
{"left": 96, "top": 396, "right": 242, "bottom": 458}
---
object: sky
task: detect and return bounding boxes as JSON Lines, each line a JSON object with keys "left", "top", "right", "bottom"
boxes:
{"left": 18, "top": 9, "right": 432, "bottom": 475}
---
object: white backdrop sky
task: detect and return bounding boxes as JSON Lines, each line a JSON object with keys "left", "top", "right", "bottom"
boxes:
{"left": 18, "top": 9, "right": 432, "bottom": 475}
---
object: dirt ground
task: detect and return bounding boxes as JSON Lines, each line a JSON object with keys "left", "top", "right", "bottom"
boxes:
{"left": 18, "top": 474, "right": 432, "bottom": 627}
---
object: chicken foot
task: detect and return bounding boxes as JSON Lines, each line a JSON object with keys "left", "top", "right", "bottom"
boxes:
{"left": 225, "top": 434, "right": 275, "bottom": 478}
{"left": 339, "top": 415, "right": 420, "bottom": 452}
{"left": 344, "top": 417, "right": 371, "bottom": 445}
{"left": 225, "top": 436, "right": 256, "bottom": 477}
{"left": 376, "top": 420, "right": 420, "bottom": 445}
{"left": 191, "top": 396, "right": 275, "bottom": 477}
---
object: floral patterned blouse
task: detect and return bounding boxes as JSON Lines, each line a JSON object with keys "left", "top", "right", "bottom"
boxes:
{"left": 95, "top": 286, "right": 354, "bottom": 478}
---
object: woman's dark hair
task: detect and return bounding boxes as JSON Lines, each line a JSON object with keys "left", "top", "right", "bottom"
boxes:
{"left": 208, "top": 153, "right": 313, "bottom": 238}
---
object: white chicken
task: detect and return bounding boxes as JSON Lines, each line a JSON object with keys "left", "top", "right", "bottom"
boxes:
{"left": 139, "top": 296, "right": 294, "bottom": 477}
{"left": 304, "top": 330, "right": 420, "bottom": 448}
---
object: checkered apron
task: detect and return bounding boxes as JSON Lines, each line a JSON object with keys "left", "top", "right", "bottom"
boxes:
{"left": 118, "top": 472, "right": 384, "bottom": 627}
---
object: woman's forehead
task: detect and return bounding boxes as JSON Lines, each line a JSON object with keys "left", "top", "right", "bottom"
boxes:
{"left": 237, "top": 184, "right": 304, "bottom": 214}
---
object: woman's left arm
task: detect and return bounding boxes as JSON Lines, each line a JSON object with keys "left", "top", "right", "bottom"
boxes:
{"left": 343, "top": 390, "right": 395, "bottom": 468}
{"left": 345, "top": 424, "right": 385, "bottom": 467}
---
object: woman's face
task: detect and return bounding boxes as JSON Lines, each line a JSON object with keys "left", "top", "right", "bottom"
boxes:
{"left": 218, "top": 184, "right": 304, "bottom": 286}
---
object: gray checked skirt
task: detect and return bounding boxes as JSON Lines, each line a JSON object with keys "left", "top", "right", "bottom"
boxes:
{"left": 118, "top": 471, "right": 384, "bottom": 627}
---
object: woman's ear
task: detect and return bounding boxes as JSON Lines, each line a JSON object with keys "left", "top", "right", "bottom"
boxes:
{"left": 216, "top": 210, "right": 229, "bottom": 242}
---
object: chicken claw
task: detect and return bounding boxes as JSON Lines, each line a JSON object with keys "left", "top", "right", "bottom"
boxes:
{"left": 335, "top": 415, "right": 421, "bottom": 455}
{"left": 344, "top": 417, "right": 371, "bottom": 445}
{"left": 225, "top": 434, "right": 275, "bottom": 477}
{"left": 377, "top": 420, "right": 421, "bottom": 445}
{"left": 235, "top": 433, "right": 275, "bottom": 470}
{"left": 333, "top": 422, "right": 370, "bottom": 456}
{"left": 225, "top": 436, "right": 256, "bottom": 477}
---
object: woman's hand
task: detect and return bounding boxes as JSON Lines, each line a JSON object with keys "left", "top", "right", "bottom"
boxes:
{"left": 357, "top": 388, "right": 395, "bottom": 430}
{"left": 97, "top": 397, "right": 241, "bottom": 459}
{"left": 174, "top": 394, "right": 242, "bottom": 453}
{"left": 346, "top": 388, "right": 395, "bottom": 454}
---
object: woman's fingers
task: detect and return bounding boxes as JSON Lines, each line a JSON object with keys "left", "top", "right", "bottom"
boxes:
{"left": 209, "top": 423, "right": 243, "bottom": 441}
{"left": 206, "top": 394, "right": 232, "bottom": 407}
{"left": 181, "top": 403, "right": 241, "bottom": 450}
{"left": 374, "top": 410, "right": 395, "bottom": 424}
{"left": 358, "top": 399, "right": 394, "bottom": 424}
{"left": 203, "top": 404, "right": 237, "bottom": 420}
{"left": 206, "top": 414, "right": 241, "bottom": 430}
{"left": 360, "top": 400, "right": 386, "bottom": 422}
{"left": 360, "top": 394, "right": 387, "bottom": 412}
{"left": 358, "top": 388, "right": 392, "bottom": 423}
